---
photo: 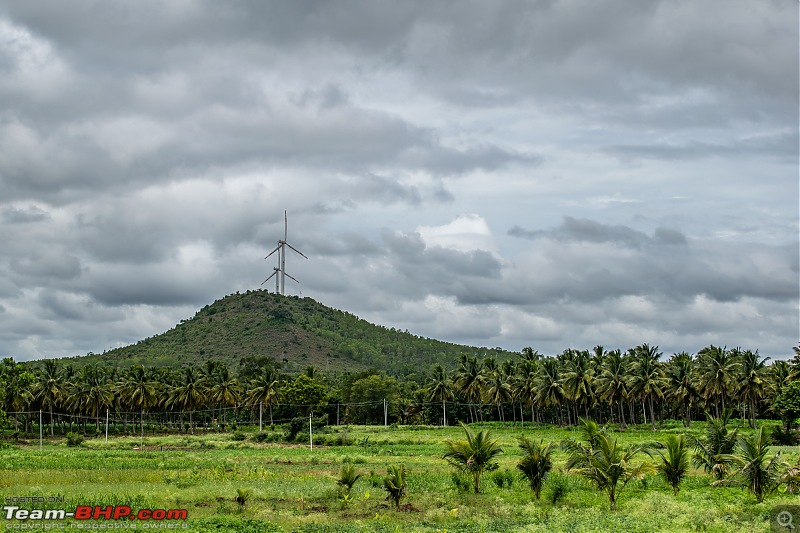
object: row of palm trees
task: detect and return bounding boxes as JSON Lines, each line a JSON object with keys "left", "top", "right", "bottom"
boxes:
{"left": 427, "top": 344, "right": 799, "bottom": 429}
{"left": 1, "top": 358, "right": 280, "bottom": 435}
{"left": 1, "top": 343, "right": 797, "bottom": 435}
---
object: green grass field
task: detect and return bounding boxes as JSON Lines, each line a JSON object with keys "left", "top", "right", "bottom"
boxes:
{"left": 1, "top": 422, "right": 797, "bottom": 532}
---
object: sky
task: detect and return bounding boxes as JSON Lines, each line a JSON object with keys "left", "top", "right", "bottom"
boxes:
{"left": 0, "top": 0, "right": 798, "bottom": 363}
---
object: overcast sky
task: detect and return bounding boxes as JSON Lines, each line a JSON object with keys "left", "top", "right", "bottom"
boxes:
{"left": 1, "top": 1, "right": 797, "bottom": 364}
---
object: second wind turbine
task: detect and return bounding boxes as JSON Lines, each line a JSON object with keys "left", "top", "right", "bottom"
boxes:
{"left": 262, "top": 211, "right": 308, "bottom": 295}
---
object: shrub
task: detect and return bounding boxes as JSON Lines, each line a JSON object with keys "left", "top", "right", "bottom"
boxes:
{"left": 382, "top": 464, "right": 407, "bottom": 508}
{"left": 65, "top": 432, "right": 84, "bottom": 447}
{"left": 336, "top": 464, "right": 362, "bottom": 495}
{"left": 490, "top": 469, "right": 515, "bottom": 489}
{"left": 545, "top": 471, "right": 572, "bottom": 505}
{"left": 516, "top": 437, "right": 553, "bottom": 499}
{"left": 232, "top": 432, "right": 246, "bottom": 442}
{"left": 450, "top": 472, "right": 471, "bottom": 493}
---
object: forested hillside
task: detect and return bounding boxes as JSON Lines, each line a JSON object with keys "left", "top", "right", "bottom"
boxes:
{"left": 61, "top": 290, "right": 512, "bottom": 376}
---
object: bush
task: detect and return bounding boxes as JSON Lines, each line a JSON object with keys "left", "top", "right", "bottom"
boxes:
{"left": 232, "top": 432, "right": 247, "bottom": 442}
{"left": 490, "top": 469, "right": 515, "bottom": 489}
{"left": 65, "top": 432, "right": 84, "bottom": 447}
{"left": 545, "top": 471, "right": 572, "bottom": 504}
{"left": 770, "top": 425, "right": 799, "bottom": 446}
{"left": 451, "top": 472, "right": 471, "bottom": 493}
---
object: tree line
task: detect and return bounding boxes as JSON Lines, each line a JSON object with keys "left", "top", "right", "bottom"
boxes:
{"left": 1, "top": 343, "right": 799, "bottom": 438}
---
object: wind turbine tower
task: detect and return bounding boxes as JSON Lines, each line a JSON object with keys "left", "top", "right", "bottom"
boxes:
{"left": 262, "top": 211, "right": 307, "bottom": 295}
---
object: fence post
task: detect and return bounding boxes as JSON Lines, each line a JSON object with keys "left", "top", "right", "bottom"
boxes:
{"left": 309, "top": 412, "right": 313, "bottom": 452}
{"left": 383, "top": 398, "right": 387, "bottom": 427}
{"left": 39, "top": 410, "right": 42, "bottom": 451}
{"left": 105, "top": 409, "right": 109, "bottom": 444}
{"left": 259, "top": 402, "right": 263, "bottom": 433}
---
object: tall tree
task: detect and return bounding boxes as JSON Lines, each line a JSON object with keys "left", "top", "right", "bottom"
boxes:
{"left": 167, "top": 367, "right": 206, "bottom": 432}
{"left": 627, "top": 344, "right": 665, "bottom": 428}
{"left": 426, "top": 364, "right": 453, "bottom": 426}
{"left": 245, "top": 367, "right": 281, "bottom": 426}
{"left": 596, "top": 349, "right": 629, "bottom": 428}
{"left": 666, "top": 352, "right": 698, "bottom": 428}
{"left": 117, "top": 366, "right": 160, "bottom": 436}
{"left": 735, "top": 349, "right": 769, "bottom": 429}
{"left": 695, "top": 345, "right": 739, "bottom": 418}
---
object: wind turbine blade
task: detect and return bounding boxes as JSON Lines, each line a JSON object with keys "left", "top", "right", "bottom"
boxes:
{"left": 284, "top": 242, "right": 308, "bottom": 259}
{"left": 261, "top": 270, "right": 278, "bottom": 284}
{"left": 264, "top": 244, "right": 281, "bottom": 259}
{"left": 284, "top": 272, "right": 300, "bottom": 284}
{"left": 284, "top": 210, "right": 288, "bottom": 241}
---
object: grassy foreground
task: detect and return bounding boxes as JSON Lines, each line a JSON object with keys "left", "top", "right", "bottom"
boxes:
{"left": 1, "top": 422, "right": 797, "bottom": 532}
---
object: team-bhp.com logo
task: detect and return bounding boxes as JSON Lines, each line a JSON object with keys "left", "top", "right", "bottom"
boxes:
{"left": 4, "top": 505, "right": 187, "bottom": 521}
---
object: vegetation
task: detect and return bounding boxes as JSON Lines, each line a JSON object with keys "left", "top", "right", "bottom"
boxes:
{"left": 1, "top": 422, "right": 797, "bottom": 532}
{"left": 563, "top": 419, "right": 655, "bottom": 511}
{"left": 516, "top": 436, "right": 554, "bottom": 499}
{"left": 382, "top": 464, "right": 408, "bottom": 508}
{"left": 655, "top": 434, "right": 690, "bottom": 496}
{"left": 721, "top": 427, "right": 785, "bottom": 502}
{"left": 443, "top": 423, "right": 503, "bottom": 493}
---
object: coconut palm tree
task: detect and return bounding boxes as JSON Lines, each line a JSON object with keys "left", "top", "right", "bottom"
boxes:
{"left": 454, "top": 356, "right": 484, "bottom": 423}
{"left": 735, "top": 349, "right": 769, "bottom": 429}
{"left": 33, "top": 360, "right": 67, "bottom": 436}
{"left": 167, "top": 367, "right": 206, "bottom": 433}
{"left": 627, "top": 344, "right": 665, "bottom": 429}
{"left": 426, "top": 364, "right": 453, "bottom": 426}
{"left": 690, "top": 410, "right": 738, "bottom": 481}
{"left": 563, "top": 419, "right": 654, "bottom": 511}
{"left": 666, "top": 352, "right": 698, "bottom": 428}
{"left": 695, "top": 345, "right": 739, "bottom": 418}
{"left": 562, "top": 350, "right": 594, "bottom": 421}
{"left": 595, "top": 350, "right": 629, "bottom": 429}
{"left": 245, "top": 367, "right": 280, "bottom": 427}
{"left": 720, "top": 427, "right": 784, "bottom": 502}
{"left": 484, "top": 368, "right": 513, "bottom": 423}
{"left": 517, "top": 436, "right": 554, "bottom": 499}
{"left": 117, "top": 366, "right": 160, "bottom": 436}
{"left": 444, "top": 423, "right": 503, "bottom": 493}
{"left": 534, "top": 358, "right": 566, "bottom": 425}
{"left": 71, "top": 365, "right": 113, "bottom": 432}
{"left": 656, "top": 434, "right": 690, "bottom": 496}
{"left": 209, "top": 367, "right": 241, "bottom": 427}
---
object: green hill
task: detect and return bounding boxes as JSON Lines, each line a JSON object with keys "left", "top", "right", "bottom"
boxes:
{"left": 62, "top": 290, "right": 514, "bottom": 376}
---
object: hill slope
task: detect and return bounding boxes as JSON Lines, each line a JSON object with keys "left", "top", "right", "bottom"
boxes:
{"left": 63, "top": 290, "right": 514, "bottom": 376}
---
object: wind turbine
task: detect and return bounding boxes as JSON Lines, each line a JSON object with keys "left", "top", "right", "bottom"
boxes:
{"left": 262, "top": 211, "right": 307, "bottom": 295}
